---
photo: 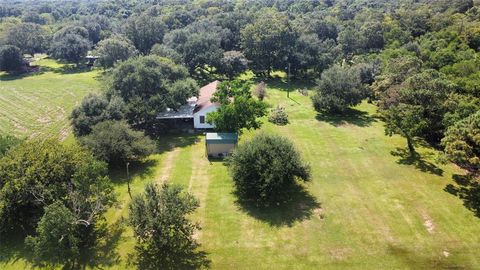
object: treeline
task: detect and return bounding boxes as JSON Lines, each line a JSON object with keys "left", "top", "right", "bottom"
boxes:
{"left": 1, "top": 0, "right": 480, "bottom": 268}
{"left": 0, "top": 0, "right": 478, "bottom": 192}
{"left": 0, "top": 0, "right": 474, "bottom": 77}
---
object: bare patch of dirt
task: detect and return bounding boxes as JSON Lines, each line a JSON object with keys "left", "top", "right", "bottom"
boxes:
{"left": 55, "top": 106, "right": 66, "bottom": 121}
{"left": 58, "top": 126, "right": 70, "bottom": 141}
{"left": 443, "top": 250, "right": 450, "bottom": 257}
{"left": 313, "top": 207, "right": 325, "bottom": 219}
{"left": 156, "top": 148, "right": 180, "bottom": 184}
{"left": 13, "top": 121, "right": 27, "bottom": 133}
{"left": 421, "top": 212, "right": 435, "bottom": 234}
{"left": 329, "top": 247, "right": 351, "bottom": 260}
{"left": 37, "top": 116, "right": 51, "bottom": 124}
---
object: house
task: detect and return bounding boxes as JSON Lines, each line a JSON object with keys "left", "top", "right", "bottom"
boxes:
{"left": 205, "top": 132, "right": 238, "bottom": 158}
{"left": 193, "top": 81, "right": 220, "bottom": 129}
{"left": 156, "top": 81, "right": 220, "bottom": 130}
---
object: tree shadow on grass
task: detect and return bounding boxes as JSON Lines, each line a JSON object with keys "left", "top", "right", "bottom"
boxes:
{"left": 445, "top": 174, "right": 480, "bottom": 217}
{"left": 80, "top": 219, "right": 124, "bottom": 269}
{"left": 156, "top": 134, "right": 201, "bottom": 153}
{"left": 108, "top": 135, "right": 200, "bottom": 185}
{"left": 390, "top": 147, "right": 444, "bottom": 176}
{"left": 234, "top": 183, "right": 322, "bottom": 227}
{"left": 0, "top": 69, "right": 45, "bottom": 81}
{"left": 39, "top": 64, "right": 93, "bottom": 75}
{"left": 0, "top": 230, "right": 34, "bottom": 266}
{"left": 315, "top": 108, "right": 378, "bottom": 127}
{"left": 0, "top": 65, "right": 92, "bottom": 81}
{"left": 258, "top": 76, "right": 315, "bottom": 91}
{"left": 109, "top": 158, "right": 159, "bottom": 186}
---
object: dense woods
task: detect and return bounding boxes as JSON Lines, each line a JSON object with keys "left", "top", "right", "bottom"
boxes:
{"left": 1, "top": 0, "right": 480, "bottom": 269}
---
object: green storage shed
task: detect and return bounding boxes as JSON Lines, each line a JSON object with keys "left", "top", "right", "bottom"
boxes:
{"left": 205, "top": 132, "right": 238, "bottom": 158}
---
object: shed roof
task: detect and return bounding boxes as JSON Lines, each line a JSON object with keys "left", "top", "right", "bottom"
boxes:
{"left": 206, "top": 132, "right": 238, "bottom": 144}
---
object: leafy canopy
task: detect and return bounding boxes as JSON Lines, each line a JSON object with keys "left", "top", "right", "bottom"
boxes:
{"left": 383, "top": 104, "right": 428, "bottom": 154}
{"left": 0, "top": 45, "right": 23, "bottom": 72}
{"left": 207, "top": 80, "right": 267, "bottom": 133}
{"left": 105, "top": 55, "right": 198, "bottom": 129}
{"left": 5, "top": 22, "right": 48, "bottom": 55}
{"left": 94, "top": 35, "right": 138, "bottom": 69}
{"left": 0, "top": 140, "right": 115, "bottom": 238}
{"left": 129, "top": 183, "right": 209, "bottom": 270}
{"left": 442, "top": 111, "right": 480, "bottom": 173}
{"left": 80, "top": 120, "right": 156, "bottom": 166}
{"left": 312, "top": 64, "right": 366, "bottom": 114}
{"left": 227, "top": 133, "right": 310, "bottom": 205}
{"left": 70, "top": 93, "right": 125, "bottom": 137}
{"left": 50, "top": 26, "right": 91, "bottom": 63}
{"left": 124, "top": 13, "right": 166, "bottom": 54}
{"left": 25, "top": 202, "right": 80, "bottom": 268}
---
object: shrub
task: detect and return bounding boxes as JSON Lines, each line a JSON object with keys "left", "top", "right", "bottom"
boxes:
{"left": 129, "top": 183, "right": 209, "bottom": 269}
{"left": 228, "top": 133, "right": 310, "bottom": 205}
{"left": 0, "top": 45, "right": 23, "bottom": 72}
{"left": 312, "top": 64, "right": 366, "bottom": 114}
{"left": 80, "top": 120, "right": 156, "bottom": 166}
{"left": 268, "top": 106, "right": 289, "bottom": 125}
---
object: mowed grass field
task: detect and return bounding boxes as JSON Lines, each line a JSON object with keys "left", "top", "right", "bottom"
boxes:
{"left": 0, "top": 57, "right": 100, "bottom": 141}
{"left": 1, "top": 70, "right": 480, "bottom": 269}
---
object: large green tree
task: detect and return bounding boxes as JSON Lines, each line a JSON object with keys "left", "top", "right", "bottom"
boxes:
{"left": 163, "top": 21, "right": 224, "bottom": 73}
{"left": 312, "top": 65, "right": 366, "bottom": 114}
{"left": 80, "top": 120, "right": 156, "bottom": 167}
{"left": 380, "top": 69, "right": 455, "bottom": 143}
{"left": 240, "top": 10, "right": 295, "bottom": 76}
{"left": 129, "top": 183, "right": 209, "bottom": 270}
{"left": 150, "top": 44, "right": 183, "bottom": 64}
{"left": 217, "top": 50, "right": 248, "bottom": 79}
{"left": 50, "top": 26, "right": 91, "bottom": 64}
{"left": 207, "top": 80, "right": 267, "bottom": 132}
{"left": 124, "top": 14, "right": 166, "bottom": 54}
{"left": 228, "top": 133, "right": 310, "bottom": 205}
{"left": 70, "top": 94, "right": 125, "bottom": 136}
{"left": 106, "top": 55, "right": 198, "bottom": 129}
{"left": 0, "top": 45, "right": 23, "bottom": 72}
{"left": 25, "top": 202, "right": 80, "bottom": 268}
{"left": 0, "top": 140, "right": 115, "bottom": 240}
{"left": 5, "top": 23, "right": 48, "bottom": 55}
{"left": 383, "top": 104, "right": 428, "bottom": 155}
{"left": 94, "top": 35, "right": 138, "bottom": 69}
{"left": 442, "top": 111, "right": 480, "bottom": 173}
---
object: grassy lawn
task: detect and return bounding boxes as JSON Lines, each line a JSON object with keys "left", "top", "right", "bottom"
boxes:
{"left": 1, "top": 76, "right": 480, "bottom": 269}
{"left": 0, "top": 56, "right": 100, "bottom": 141}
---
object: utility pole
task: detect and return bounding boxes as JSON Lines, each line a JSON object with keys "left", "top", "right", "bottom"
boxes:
{"left": 126, "top": 161, "right": 132, "bottom": 199}
{"left": 287, "top": 62, "right": 291, "bottom": 98}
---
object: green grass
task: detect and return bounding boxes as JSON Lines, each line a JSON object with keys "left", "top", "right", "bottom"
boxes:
{"left": 104, "top": 84, "right": 479, "bottom": 269}
{"left": 0, "top": 56, "right": 100, "bottom": 140}
{"left": 1, "top": 73, "right": 480, "bottom": 269}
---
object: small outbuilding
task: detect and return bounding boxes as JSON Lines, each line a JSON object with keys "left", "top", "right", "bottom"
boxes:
{"left": 205, "top": 132, "right": 238, "bottom": 158}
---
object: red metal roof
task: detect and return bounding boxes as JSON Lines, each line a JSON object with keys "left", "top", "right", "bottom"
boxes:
{"left": 194, "top": 80, "right": 219, "bottom": 113}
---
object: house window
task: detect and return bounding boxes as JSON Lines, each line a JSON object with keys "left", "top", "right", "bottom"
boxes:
{"left": 200, "top": 115, "right": 205, "bottom": 124}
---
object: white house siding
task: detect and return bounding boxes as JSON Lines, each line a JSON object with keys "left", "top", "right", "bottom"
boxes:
{"left": 193, "top": 105, "right": 219, "bottom": 129}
